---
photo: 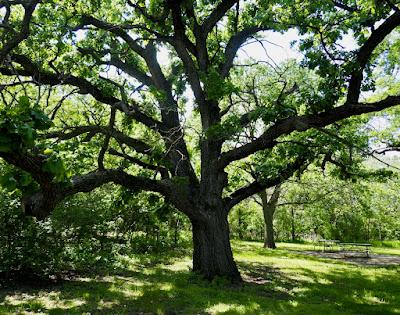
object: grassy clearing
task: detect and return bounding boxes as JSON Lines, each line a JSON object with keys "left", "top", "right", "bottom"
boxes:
{"left": 370, "top": 241, "right": 400, "bottom": 255}
{"left": 0, "top": 241, "right": 399, "bottom": 315}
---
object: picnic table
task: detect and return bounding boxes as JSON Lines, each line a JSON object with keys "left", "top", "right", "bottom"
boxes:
{"left": 339, "top": 243, "right": 372, "bottom": 258}
{"left": 317, "top": 239, "right": 340, "bottom": 252}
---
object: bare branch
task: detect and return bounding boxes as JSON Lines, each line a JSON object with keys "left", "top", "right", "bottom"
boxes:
{"left": 108, "top": 148, "right": 169, "bottom": 179}
{"left": 332, "top": 1, "right": 359, "bottom": 12}
{"left": 98, "top": 107, "right": 116, "bottom": 170}
{"left": 79, "top": 15, "right": 146, "bottom": 57}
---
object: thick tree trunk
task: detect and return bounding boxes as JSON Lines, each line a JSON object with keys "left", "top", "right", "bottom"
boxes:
{"left": 259, "top": 184, "right": 281, "bottom": 249}
{"left": 191, "top": 211, "right": 241, "bottom": 282}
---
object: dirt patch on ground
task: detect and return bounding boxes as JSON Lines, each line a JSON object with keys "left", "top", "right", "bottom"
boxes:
{"left": 292, "top": 250, "right": 400, "bottom": 267}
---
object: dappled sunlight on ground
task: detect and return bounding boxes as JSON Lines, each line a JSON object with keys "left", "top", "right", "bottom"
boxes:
{"left": 0, "top": 241, "right": 399, "bottom": 314}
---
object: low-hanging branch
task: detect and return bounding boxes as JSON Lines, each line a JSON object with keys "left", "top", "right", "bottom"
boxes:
{"left": 22, "top": 168, "right": 173, "bottom": 219}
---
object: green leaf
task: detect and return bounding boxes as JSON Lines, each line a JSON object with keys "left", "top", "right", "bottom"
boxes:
{"left": 0, "top": 174, "right": 17, "bottom": 191}
{"left": 18, "top": 96, "right": 30, "bottom": 110}
{"left": 31, "top": 108, "right": 53, "bottom": 130}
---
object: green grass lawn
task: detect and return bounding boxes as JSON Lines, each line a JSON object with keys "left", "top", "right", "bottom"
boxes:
{"left": 0, "top": 241, "right": 399, "bottom": 315}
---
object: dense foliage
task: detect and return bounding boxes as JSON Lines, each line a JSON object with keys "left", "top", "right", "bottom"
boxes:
{"left": 229, "top": 168, "right": 400, "bottom": 243}
{"left": 0, "top": 183, "right": 190, "bottom": 282}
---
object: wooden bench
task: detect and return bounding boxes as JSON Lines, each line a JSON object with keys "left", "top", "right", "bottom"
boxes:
{"left": 339, "top": 243, "right": 372, "bottom": 258}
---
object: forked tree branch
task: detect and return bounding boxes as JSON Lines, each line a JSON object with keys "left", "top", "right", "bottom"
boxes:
{"left": 220, "top": 26, "right": 267, "bottom": 78}
{"left": 346, "top": 10, "right": 400, "bottom": 103}
{"left": 225, "top": 156, "right": 308, "bottom": 210}
{"left": 219, "top": 95, "right": 400, "bottom": 169}
{"left": 0, "top": 0, "right": 40, "bottom": 63}
{"left": 202, "top": 0, "right": 238, "bottom": 35}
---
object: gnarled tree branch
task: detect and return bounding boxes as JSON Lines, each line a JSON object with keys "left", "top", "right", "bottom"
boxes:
{"left": 346, "top": 10, "right": 400, "bottom": 103}
{"left": 219, "top": 95, "right": 400, "bottom": 168}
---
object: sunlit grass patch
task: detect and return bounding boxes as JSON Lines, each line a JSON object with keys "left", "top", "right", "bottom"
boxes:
{"left": 206, "top": 302, "right": 261, "bottom": 314}
{"left": 0, "top": 240, "right": 399, "bottom": 315}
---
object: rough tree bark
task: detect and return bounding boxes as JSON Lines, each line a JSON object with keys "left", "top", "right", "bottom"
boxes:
{"left": 191, "top": 210, "right": 241, "bottom": 282}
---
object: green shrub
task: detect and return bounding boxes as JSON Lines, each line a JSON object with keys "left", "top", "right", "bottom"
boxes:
{"left": 0, "top": 186, "right": 191, "bottom": 282}
{"left": 0, "top": 193, "right": 64, "bottom": 280}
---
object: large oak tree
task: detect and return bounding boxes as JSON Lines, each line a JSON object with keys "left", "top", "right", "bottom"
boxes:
{"left": 1, "top": 0, "right": 400, "bottom": 281}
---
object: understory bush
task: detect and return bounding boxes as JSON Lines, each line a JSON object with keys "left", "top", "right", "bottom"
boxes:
{"left": 0, "top": 195, "right": 64, "bottom": 280}
{"left": 0, "top": 186, "right": 191, "bottom": 283}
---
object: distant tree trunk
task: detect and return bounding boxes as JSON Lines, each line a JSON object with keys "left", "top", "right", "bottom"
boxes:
{"left": 174, "top": 219, "right": 180, "bottom": 246}
{"left": 291, "top": 207, "right": 296, "bottom": 242}
{"left": 259, "top": 184, "right": 282, "bottom": 249}
{"left": 237, "top": 207, "right": 244, "bottom": 240}
{"left": 155, "top": 226, "right": 160, "bottom": 246}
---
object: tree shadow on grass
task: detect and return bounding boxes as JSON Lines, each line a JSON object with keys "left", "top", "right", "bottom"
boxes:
{"left": 0, "top": 256, "right": 399, "bottom": 315}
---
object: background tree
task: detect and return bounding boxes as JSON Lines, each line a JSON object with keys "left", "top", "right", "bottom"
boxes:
{"left": 272, "top": 163, "right": 398, "bottom": 242}
{"left": 259, "top": 184, "right": 281, "bottom": 249}
{"left": 1, "top": 0, "right": 400, "bottom": 281}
